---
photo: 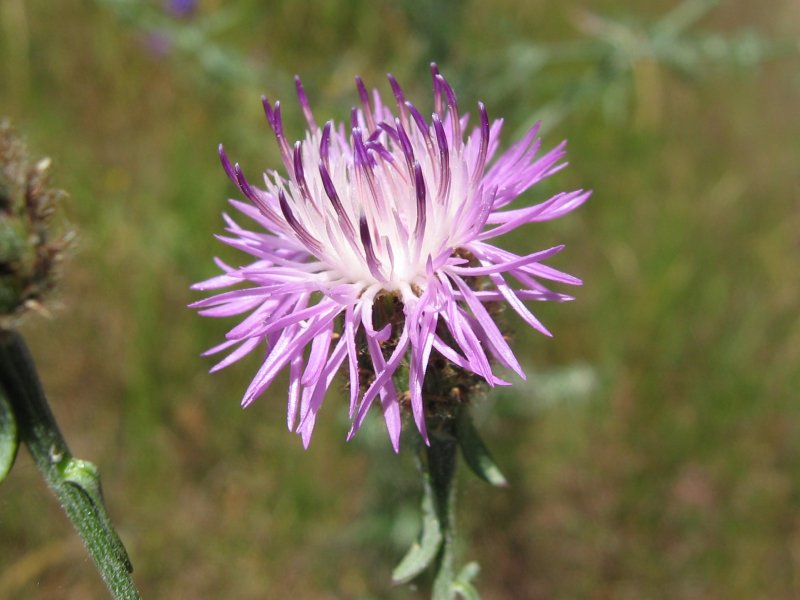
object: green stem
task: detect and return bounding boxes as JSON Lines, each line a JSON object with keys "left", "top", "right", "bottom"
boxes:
{"left": 427, "top": 418, "right": 459, "bottom": 600}
{"left": 0, "top": 329, "right": 140, "bottom": 599}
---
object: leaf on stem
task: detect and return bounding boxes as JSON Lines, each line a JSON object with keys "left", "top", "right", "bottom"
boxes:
{"left": 452, "top": 562, "right": 481, "bottom": 599}
{"left": 456, "top": 411, "right": 508, "bottom": 487}
{"left": 0, "top": 388, "right": 18, "bottom": 482}
{"left": 392, "top": 468, "right": 443, "bottom": 584}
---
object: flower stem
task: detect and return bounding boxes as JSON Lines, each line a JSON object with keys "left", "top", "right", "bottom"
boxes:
{"left": 427, "top": 416, "right": 459, "bottom": 600}
{"left": 0, "top": 328, "right": 140, "bottom": 600}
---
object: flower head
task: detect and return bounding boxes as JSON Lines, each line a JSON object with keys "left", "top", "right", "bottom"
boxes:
{"left": 0, "top": 120, "right": 69, "bottom": 324}
{"left": 192, "top": 66, "right": 589, "bottom": 450}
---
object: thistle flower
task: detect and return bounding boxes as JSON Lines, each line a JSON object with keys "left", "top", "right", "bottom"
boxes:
{"left": 192, "top": 66, "right": 589, "bottom": 450}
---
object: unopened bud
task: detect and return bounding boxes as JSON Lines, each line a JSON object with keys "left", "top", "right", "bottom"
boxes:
{"left": 0, "top": 120, "right": 70, "bottom": 324}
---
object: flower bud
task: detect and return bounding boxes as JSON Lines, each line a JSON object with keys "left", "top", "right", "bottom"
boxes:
{"left": 0, "top": 120, "right": 69, "bottom": 323}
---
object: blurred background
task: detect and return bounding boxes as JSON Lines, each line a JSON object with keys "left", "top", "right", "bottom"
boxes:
{"left": 1, "top": 0, "right": 798, "bottom": 597}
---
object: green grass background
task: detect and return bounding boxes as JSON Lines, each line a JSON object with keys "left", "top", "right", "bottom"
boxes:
{"left": 1, "top": 0, "right": 798, "bottom": 597}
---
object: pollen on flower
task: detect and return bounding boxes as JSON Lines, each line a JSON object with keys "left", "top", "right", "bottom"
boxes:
{"left": 191, "top": 64, "right": 589, "bottom": 451}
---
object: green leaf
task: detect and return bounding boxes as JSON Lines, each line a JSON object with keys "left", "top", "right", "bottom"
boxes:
{"left": 452, "top": 562, "right": 481, "bottom": 599}
{"left": 0, "top": 388, "right": 18, "bottom": 482}
{"left": 456, "top": 411, "right": 508, "bottom": 487}
{"left": 392, "top": 469, "right": 443, "bottom": 584}
{"left": 455, "top": 561, "right": 480, "bottom": 583}
{"left": 452, "top": 580, "right": 481, "bottom": 600}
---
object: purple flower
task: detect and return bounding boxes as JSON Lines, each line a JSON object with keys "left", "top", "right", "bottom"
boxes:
{"left": 164, "top": 0, "right": 197, "bottom": 18}
{"left": 192, "top": 66, "right": 589, "bottom": 451}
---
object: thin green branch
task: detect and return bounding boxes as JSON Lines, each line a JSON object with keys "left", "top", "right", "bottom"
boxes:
{"left": 0, "top": 329, "right": 140, "bottom": 600}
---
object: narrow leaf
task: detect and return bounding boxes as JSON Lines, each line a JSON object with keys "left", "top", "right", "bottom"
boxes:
{"left": 455, "top": 561, "right": 480, "bottom": 583}
{"left": 0, "top": 389, "right": 18, "bottom": 482}
{"left": 452, "top": 562, "right": 481, "bottom": 599}
{"left": 392, "top": 469, "right": 443, "bottom": 584}
{"left": 452, "top": 579, "right": 481, "bottom": 600}
{"left": 456, "top": 411, "right": 508, "bottom": 487}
